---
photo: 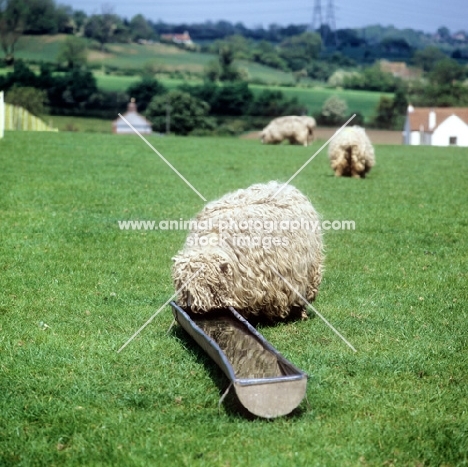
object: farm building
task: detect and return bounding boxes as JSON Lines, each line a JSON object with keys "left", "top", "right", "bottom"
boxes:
{"left": 160, "top": 31, "right": 194, "bottom": 47}
{"left": 112, "top": 99, "right": 152, "bottom": 135}
{"left": 403, "top": 106, "right": 468, "bottom": 146}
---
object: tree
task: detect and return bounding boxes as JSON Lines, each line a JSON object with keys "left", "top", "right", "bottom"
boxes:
{"left": 279, "top": 32, "right": 322, "bottom": 71}
{"left": 57, "top": 36, "right": 88, "bottom": 69}
{"left": 5, "top": 86, "right": 47, "bottom": 115}
{"left": 320, "top": 95, "right": 348, "bottom": 125}
{"left": 0, "top": 59, "right": 37, "bottom": 90}
{"left": 72, "top": 10, "right": 87, "bottom": 34}
{"left": 126, "top": 78, "right": 166, "bottom": 112}
{"left": 0, "top": 0, "right": 27, "bottom": 65}
{"left": 429, "top": 58, "right": 466, "bottom": 86}
{"left": 83, "top": 6, "right": 119, "bottom": 51}
{"left": 249, "top": 89, "right": 306, "bottom": 117}
{"left": 218, "top": 45, "right": 243, "bottom": 81}
{"left": 24, "top": 0, "right": 58, "bottom": 34}
{"left": 412, "top": 46, "right": 447, "bottom": 72}
{"left": 203, "top": 59, "right": 222, "bottom": 82}
{"left": 204, "top": 44, "right": 243, "bottom": 82}
{"left": 129, "top": 14, "right": 153, "bottom": 41}
{"left": 373, "top": 95, "right": 396, "bottom": 129}
{"left": 437, "top": 26, "right": 451, "bottom": 41}
{"left": 251, "top": 40, "right": 287, "bottom": 70}
{"left": 419, "top": 58, "right": 468, "bottom": 107}
{"left": 146, "top": 90, "right": 213, "bottom": 135}
{"left": 373, "top": 88, "right": 408, "bottom": 129}
{"left": 209, "top": 81, "right": 253, "bottom": 115}
{"left": 46, "top": 68, "right": 98, "bottom": 109}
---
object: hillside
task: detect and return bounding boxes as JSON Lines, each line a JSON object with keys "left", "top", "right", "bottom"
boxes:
{"left": 14, "top": 35, "right": 297, "bottom": 85}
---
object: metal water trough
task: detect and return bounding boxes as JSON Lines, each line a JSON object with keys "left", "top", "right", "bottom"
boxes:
{"left": 170, "top": 301, "right": 308, "bottom": 418}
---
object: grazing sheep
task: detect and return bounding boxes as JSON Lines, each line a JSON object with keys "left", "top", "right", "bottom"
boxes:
{"left": 260, "top": 116, "right": 313, "bottom": 146}
{"left": 328, "top": 125, "right": 375, "bottom": 178}
{"left": 172, "top": 181, "right": 324, "bottom": 323}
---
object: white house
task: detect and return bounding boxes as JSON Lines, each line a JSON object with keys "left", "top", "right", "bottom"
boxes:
{"left": 113, "top": 99, "right": 152, "bottom": 135}
{"left": 403, "top": 106, "right": 468, "bottom": 147}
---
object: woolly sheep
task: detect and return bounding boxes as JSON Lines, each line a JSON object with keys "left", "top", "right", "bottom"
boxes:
{"left": 260, "top": 116, "right": 314, "bottom": 147}
{"left": 328, "top": 125, "right": 375, "bottom": 178}
{"left": 172, "top": 181, "right": 324, "bottom": 323}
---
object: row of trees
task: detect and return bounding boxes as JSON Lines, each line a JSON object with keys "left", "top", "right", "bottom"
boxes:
{"left": 0, "top": 0, "right": 155, "bottom": 63}
{"left": 0, "top": 60, "right": 128, "bottom": 115}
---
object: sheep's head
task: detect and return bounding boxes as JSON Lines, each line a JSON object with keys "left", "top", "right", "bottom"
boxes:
{"left": 172, "top": 249, "right": 236, "bottom": 312}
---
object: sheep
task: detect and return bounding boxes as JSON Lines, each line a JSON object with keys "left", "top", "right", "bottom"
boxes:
{"left": 172, "top": 181, "right": 324, "bottom": 323}
{"left": 328, "top": 125, "right": 375, "bottom": 178}
{"left": 260, "top": 116, "right": 314, "bottom": 147}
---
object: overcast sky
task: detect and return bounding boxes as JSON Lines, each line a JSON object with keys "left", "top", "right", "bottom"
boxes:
{"left": 64, "top": 0, "right": 468, "bottom": 34}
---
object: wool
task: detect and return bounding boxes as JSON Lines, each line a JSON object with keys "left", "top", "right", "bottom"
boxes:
{"left": 172, "top": 181, "right": 324, "bottom": 322}
{"left": 260, "top": 116, "right": 315, "bottom": 146}
{"left": 328, "top": 125, "right": 375, "bottom": 178}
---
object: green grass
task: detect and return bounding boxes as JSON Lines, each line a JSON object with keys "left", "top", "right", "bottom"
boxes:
{"left": 252, "top": 84, "right": 391, "bottom": 118}
{"left": 14, "top": 35, "right": 296, "bottom": 85}
{"left": 1, "top": 132, "right": 467, "bottom": 466}
{"left": 94, "top": 73, "right": 193, "bottom": 93}
{"left": 44, "top": 115, "right": 114, "bottom": 133}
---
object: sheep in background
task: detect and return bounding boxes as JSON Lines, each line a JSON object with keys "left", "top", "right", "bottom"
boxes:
{"left": 328, "top": 125, "right": 375, "bottom": 178}
{"left": 172, "top": 181, "right": 324, "bottom": 323}
{"left": 260, "top": 116, "right": 314, "bottom": 146}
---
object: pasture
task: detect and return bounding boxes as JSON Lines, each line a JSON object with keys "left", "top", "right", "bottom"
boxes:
{"left": 0, "top": 131, "right": 467, "bottom": 466}
{"left": 14, "top": 35, "right": 297, "bottom": 85}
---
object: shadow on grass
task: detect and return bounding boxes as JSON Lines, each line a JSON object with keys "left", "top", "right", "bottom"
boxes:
{"left": 170, "top": 323, "right": 309, "bottom": 421}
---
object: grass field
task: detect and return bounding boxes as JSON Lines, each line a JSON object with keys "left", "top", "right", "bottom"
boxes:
{"left": 1, "top": 132, "right": 467, "bottom": 466}
{"left": 14, "top": 35, "right": 296, "bottom": 85}
{"left": 251, "top": 85, "right": 390, "bottom": 119}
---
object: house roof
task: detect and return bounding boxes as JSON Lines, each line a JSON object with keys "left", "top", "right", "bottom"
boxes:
{"left": 407, "top": 107, "right": 468, "bottom": 132}
{"left": 160, "top": 32, "right": 192, "bottom": 43}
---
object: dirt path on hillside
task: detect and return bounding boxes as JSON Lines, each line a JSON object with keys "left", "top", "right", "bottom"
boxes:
{"left": 242, "top": 127, "right": 403, "bottom": 145}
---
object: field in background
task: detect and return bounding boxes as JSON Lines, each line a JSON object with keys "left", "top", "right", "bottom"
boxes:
{"left": 250, "top": 85, "right": 392, "bottom": 119}
{"left": 7, "top": 35, "right": 389, "bottom": 124}
{"left": 14, "top": 35, "right": 297, "bottom": 85}
{"left": 1, "top": 132, "right": 467, "bottom": 466}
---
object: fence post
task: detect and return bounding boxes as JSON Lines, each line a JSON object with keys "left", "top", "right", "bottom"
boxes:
{"left": 0, "top": 91, "right": 4, "bottom": 139}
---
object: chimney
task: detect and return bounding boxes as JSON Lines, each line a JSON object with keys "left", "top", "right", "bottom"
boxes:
{"left": 128, "top": 98, "right": 137, "bottom": 113}
{"left": 428, "top": 110, "right": 436, "bottom": 130}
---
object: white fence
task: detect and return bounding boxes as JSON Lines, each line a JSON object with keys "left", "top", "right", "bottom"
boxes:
{"left": 0, "top": 91, "right": 58, "bottom": 138}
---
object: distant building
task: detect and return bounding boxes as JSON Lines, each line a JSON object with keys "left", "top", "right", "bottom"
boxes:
{"left": 112, "top": 99, "right": 152, "bottom": 135}
{"left": 403, "top": 106, "right": 468, "bottom": 147}
{"left": 379, "top": 60, "right": 422, "bottom": 79}
{"left": 160, "top": 31, "right": 194, "bottom": 47}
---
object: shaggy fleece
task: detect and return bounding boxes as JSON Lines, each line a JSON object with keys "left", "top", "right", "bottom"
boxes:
{"left": 260, "top": 116, "right": 315, "bottom": 146}
{"left": 172, "top": 181, "right": 324, "bottom": 322}
{"left": 328, "top": 125, "right": 375, "bottom": 178}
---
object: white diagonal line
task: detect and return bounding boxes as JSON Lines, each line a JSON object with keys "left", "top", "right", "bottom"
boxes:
{"left": 117, "top": 266, "right": 204, "bottom": 353}
{"left": 118, "top": 113, "right": 207, "bottom": 202}
{"left": 273, "top": 114, "right": 356, "bottom": 198}
{"left": 270, "top": 266, "right": 357, "bottom": 353}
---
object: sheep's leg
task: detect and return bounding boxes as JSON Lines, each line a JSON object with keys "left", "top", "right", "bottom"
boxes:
{"left": 334, "top": 167, "right": 343, "bottom": 177}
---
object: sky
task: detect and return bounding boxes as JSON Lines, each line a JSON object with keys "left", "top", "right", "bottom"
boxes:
{"left": 64, "top": 0, "right": 468, "bottom": 34}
